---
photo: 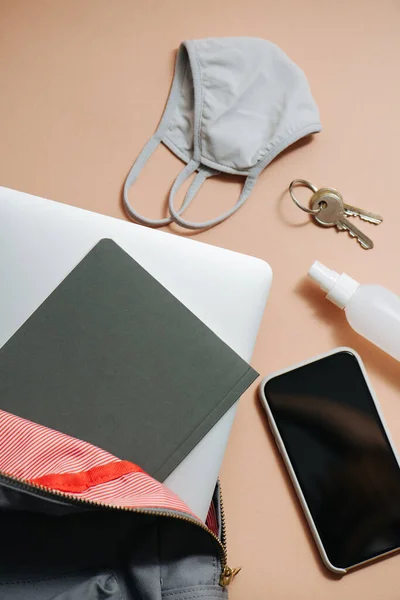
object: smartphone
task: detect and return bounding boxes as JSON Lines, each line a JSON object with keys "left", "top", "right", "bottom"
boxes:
{"left": 259, "top": 348, "right": 400, "bottom": 574}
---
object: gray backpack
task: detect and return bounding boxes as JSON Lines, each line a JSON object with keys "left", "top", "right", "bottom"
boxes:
{"left": 0, "top": 410, "right": 237, "bottom": 600}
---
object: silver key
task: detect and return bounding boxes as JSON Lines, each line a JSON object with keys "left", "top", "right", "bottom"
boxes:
{"left": 335, "top": 218, "right": 374, "bottom": 249}
{"left": 311, "top": 188, "right": 374, "bottom": 249}
{"left": 342, "top": 203, "right": 383, "bottom": 225}
{"left": 312, "top": 187, "right": 383, "bottom": 225}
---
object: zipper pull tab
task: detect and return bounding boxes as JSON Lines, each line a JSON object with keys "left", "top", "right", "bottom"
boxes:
{"left": 219, "top": 565, "right": 242, "bottom": 587}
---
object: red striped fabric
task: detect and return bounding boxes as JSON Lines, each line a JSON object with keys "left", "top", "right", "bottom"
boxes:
{"left": 205, "top": 498, "right": 219, "bottom": 536}
{"left": 0, "top": 410, "right": 117, "bottom": 479}
{"left": 0, "top": 410, "right": 196, "bottom": 517}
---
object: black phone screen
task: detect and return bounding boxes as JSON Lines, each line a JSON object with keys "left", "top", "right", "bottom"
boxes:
{"left": 263, "top": 350, "right": 400, "bottom": 570}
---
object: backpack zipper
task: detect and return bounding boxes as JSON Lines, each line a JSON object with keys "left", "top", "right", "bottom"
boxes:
{"left": 218, "top": 482, "right": 242, "bottom": 587}
{"left": 0, "top": 471, "right": 240, "bottom": 587}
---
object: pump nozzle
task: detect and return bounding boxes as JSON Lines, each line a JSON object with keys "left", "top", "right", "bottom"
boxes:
{"left": 307, "top": 261, "right": 360, "bottom": 309}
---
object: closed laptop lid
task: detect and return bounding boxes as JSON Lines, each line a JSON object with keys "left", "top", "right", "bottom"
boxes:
{"left": 0, "top": 186, "right": 272, "bottom": 519}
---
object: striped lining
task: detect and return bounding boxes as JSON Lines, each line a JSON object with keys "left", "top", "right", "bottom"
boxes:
{"left": 205, "top": 497, "right": 219, "bottom": 536}
{"left": 0, "top": 409, "right": 196, "bottom": 517}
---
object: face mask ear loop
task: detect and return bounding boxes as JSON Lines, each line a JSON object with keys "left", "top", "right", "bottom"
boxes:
{"left": 168, "top": 173, "right": 257, "bottom": 230}
{"left": 123, "top": 135, "right": 174, "bottom": 227}
{"left": 179, "top": 166, "right": 219, "bottom": 212}
{"left": 123, "top": 149, "right": 217, "bottom": 227}
{"left": 161, "top": 158, "right": 201, "bottom": 216}
{"left": 168, "top": 39, "right": 257, "bottom": 230}
{"left": 123, "top": 44, "right": 191, "bottom": 228}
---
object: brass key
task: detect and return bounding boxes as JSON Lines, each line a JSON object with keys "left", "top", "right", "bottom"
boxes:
{"left": 310, "top": 188, "right": 374, "bottom": 249}
{"left": 289, "top": 180, "right": 382, "bottom": 250}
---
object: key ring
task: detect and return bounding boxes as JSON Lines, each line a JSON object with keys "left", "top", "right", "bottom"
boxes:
{"left": 289, "top": 179, "right": 321, "bottom": 215}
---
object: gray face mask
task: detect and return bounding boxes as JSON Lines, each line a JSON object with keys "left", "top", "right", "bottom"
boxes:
{"left": 124, "top": 37, "right": 321, "bottom": 230}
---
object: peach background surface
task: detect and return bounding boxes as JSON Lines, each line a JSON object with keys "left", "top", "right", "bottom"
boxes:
{"left": 1, "top": 1, "right": 400, "bottom": 598}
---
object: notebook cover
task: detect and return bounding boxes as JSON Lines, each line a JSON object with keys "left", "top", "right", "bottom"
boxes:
{"left": 0, "top": 239, "right": 258, "bottom": 481}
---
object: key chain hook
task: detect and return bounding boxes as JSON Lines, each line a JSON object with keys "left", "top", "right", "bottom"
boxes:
{"left": 289, "top": 179, "right": 321, "bottom": 215}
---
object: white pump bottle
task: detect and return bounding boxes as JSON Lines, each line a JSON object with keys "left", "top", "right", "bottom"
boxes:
{"left": 308, "top": 261, "right": 400, "bottom": 362}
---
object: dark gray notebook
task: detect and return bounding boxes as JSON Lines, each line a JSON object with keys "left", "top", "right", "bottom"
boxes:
{"left": 0, "top": 239, "right": 258, "bottom": 481}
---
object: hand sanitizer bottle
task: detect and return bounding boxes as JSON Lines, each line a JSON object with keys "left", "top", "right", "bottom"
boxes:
{"left": 308, "top": 260, "right": 400, "bottom": 361}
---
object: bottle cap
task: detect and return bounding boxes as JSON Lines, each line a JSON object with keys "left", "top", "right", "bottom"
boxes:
{"left": 308, "top": 261, "right": 360, "bottom": 309}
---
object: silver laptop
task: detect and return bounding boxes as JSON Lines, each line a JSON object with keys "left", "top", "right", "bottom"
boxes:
{"left": 0, "top": 186, "right": 272, "bottom": 519}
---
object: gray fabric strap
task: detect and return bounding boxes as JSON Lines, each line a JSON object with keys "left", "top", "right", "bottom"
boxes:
{"left": 168, "top": 171, "right": 258, "bottom": 230}
{"left": 123, "top": 45, "right": 189, "bottom": 227}
{"left": 123, "top": 140, "right": 218, "bottom": 227}
{"left": 182, "top": 165, "right": 219, "bottom": 210}
{"left": 123, "top": 135, "right": 172, "bottom": 227}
